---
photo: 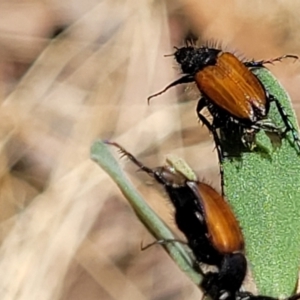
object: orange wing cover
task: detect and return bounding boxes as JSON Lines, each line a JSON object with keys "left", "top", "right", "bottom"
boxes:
{"left": 195, "top": 52, "right": 266, "bottom": 120}
{"left": 196, "top": 182, "right": 244, "bottom": 254}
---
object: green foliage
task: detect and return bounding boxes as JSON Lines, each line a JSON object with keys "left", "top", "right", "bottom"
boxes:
{"left": 223, "top": 68, "right": 300, "bottom": 297}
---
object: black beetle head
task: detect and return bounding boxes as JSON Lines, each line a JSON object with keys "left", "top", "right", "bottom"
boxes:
{"left": 152, "top": 166, "right": 187, "bottom": 188}
{"left": 174, "top": 46, "right": 221, "bottom": 74}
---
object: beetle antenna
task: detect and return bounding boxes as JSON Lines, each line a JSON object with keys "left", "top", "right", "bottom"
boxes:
{"left": 164, "top": 52, "right": 175, "bottom": 57}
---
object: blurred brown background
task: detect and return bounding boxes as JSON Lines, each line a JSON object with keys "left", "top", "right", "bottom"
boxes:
{"left": 0, "top": 0, "right": 299, "bottom": 299}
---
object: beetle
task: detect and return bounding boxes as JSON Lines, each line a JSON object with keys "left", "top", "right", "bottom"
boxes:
{"left": 105, "top": 141, "right": 246, "bottom": 300}
{"left": 106, "top": 141, "right": 300, "bottom": 300}
{"left": 147, "top": 45, "right": 300, "bottom": 194}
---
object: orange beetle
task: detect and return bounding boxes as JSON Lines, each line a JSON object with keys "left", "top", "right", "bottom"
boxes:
{"left": 148, "top": 46, "right": 300, "bottom": 195}
{"left": 106, "top": 141, "right": 246, "bottom": 299}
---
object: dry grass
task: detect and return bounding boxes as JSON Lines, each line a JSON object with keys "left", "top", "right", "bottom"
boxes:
{"left": 0, "top": 1, "right": 299, "bottom": 299}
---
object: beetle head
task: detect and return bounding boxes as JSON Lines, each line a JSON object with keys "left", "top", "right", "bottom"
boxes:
{"left": 174, "top": 46, "right": 221, "bottom": 74}
{"left": 152, "top": 166, "right": 187, "bottom": 188}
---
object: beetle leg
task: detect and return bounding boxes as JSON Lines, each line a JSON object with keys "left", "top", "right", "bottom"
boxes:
{"left": 241, "top": 129, "right": 258, "bottom": 150}
{"left": 200, "top": 271, "right": 220, "bottom": 300}
{"left": 197, "top": 98, "right": 225, "bottom": 196}
{"left": 287, "top": 293, "right": 300, "bottom": 300}
{"left": 253, "top": 119, "right": 282, "bottom": 133}
{"left": 236, "top": 292, "right": 278, "bottom": 300}
{"left": 237, "top": 292, "right": 300, "bottom": 300}
{"left": 251, "top": 118, "right": 284, "bottom": 149}
{"left": 141, "top": 238, "right": 206, "bottom": 273}
{"left": 104, "top": 141, "right": 156, "bottom": 175}
{"left": 268, "top": 94, "right": 300, "bottom": 154}
{"left": 244, "top": 55, "right": 298, "bottom": 68}
{"left": 147, "top": 74, "right": 194, "bottom": 103}
{"left": 141, "top": 238, "right": 187, "bottom": 251}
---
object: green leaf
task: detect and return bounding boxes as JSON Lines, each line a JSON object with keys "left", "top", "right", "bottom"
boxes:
{"left": 90, "top": 140, "right": 201, "bottom": 285}
{"left": 223, "top": 68, "right": 300, "bottom": 297}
